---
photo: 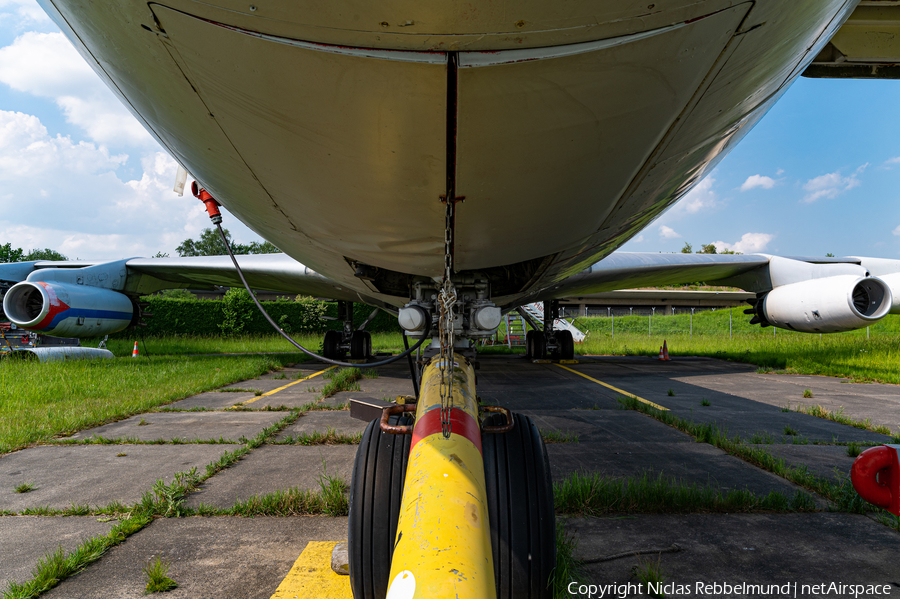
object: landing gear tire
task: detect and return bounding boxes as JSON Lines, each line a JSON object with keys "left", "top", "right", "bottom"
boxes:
{"left": 350, "top": 330, "right": 372, "bottom": 360}
{"left": 557, "top": 330, "right": 575, "bottom": 361}
{"left": 348, "top": 415, "right": 413, "bottom": 599}
{"left": 322, "top": 330, "right": 343, "bottom": 360}
{"left": 482, "top": 412, "right": 556, "bottom": 599}
{"left": 527, "top": 330, "right": 546, "bottom": 360}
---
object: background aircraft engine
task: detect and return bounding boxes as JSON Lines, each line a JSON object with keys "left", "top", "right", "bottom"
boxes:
{"left": 2, "top": 281, "right": 134, "bottom": 337}
{"left": 760, "top": 276, "right": 891, "bottom": 333}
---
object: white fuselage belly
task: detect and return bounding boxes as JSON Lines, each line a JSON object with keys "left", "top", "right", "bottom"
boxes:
{"left": 40, "top": 0, "right": 858, "bottom": 306}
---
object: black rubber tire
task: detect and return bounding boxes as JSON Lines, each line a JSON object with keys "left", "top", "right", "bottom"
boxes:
{"left": 530, "top": 330, "right": 546, "bottom": 360}
{"left": 348, "top": 415, "right": 412, "bottom": 599}
{"left": 350, "top": 330, "right": 371, "bottom": 359}
{"left": 323, "top": 330, "right": 343, "bottom": 359}
{"left": 524, "top": 330, "right": 535, "bottom": 358}
{"left": 557, "top": 330, "right": 574, "bottom": 361}
{"left": 482, "top": 413, "right": 555, "bottom": 599}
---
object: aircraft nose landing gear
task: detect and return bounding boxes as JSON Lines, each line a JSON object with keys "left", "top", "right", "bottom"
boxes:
{"left": 321, "top": 301, "right": 374, "bottom": 360}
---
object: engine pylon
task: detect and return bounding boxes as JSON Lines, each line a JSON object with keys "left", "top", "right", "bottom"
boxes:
{"left": 386, "top": 353, "right": 496, "bottom": 598}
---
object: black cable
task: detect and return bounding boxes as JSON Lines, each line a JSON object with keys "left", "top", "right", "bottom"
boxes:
{"left": 215, "top": 223, "right": 429, "bottom": 368}
{"left": 403, "top": 333, "right": 420, "bottom": 399}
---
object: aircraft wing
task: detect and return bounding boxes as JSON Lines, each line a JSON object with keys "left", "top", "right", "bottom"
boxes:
{"left": 805, "top": 2, "right": 900, "bottom": 79}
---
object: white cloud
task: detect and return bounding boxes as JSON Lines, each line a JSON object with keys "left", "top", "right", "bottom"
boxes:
{"left": 0, "top": 110, "right": 261, "bottom": 259}
{"left": 740, "top": 174, "right": 776, "bottom": 191}
{"left": 713, "top": 233, "right": 774, "bottom": 254}
{"left": 776, "top": 168, "right": 784, "bottom": 176}
{"left": 0, "top": 0, "right": 50, "bottom": 30}
{"left": 0, "top": 32, "right": 151, "bottom": 146}
{"left": 892, "top": 225, "right": 900, "bottom": 237}
{"left": 674, "top": 176, "right": 719, "bottom": 215}
{"left": 886, "top": 157, "right": 900, "bottom": 166}
{"left": 659, "top": 225, "right": 680, "bottom": 239}
{"left": 633, "top": 235, "right": 644, "bottom": 243}
{"left": 802, "top": 164, "right": 867, "bottom": 203}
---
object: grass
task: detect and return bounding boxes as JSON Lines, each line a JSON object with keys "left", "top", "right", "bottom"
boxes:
{"left": 553, "top": 471, "right": 815, "bottom": 515}
{"left": 0, "top": 353, "right": 296, "bottom": 455}
{"left": 274, "top": 428, "right": 362, "bottom": 445}
{"left": 700, "top": 399, "right": 711, "bottom": 407}
{"left": 803, "top": 388, "right": 814, "bottom": 398}
{"left": 319, "top": 367, "right": 363, "bottom": 398}
{"left": 794, "top": 404, "right": 893, "bottom": 435}
{"left": 541, "top": 430, "right": 580, "bottom": 444}
{"left": 14, "top": 483, "right": 35, "bottom": 493}
{"left": 190, "top": 474, "right": 349, "bottom": 517}
{"left": 633, "top": 556, "right": 666, "bottom": 598}
{"left": 846, "top": 442, "right": 862, "bottom": 458}
{"left": 550, "top": 525, "right": 581, "bottom": 599}
{"left": 142, "top": 557, "right": 177, "bottom": 593}
{"left": 783, "top": 426, "right": 798, "bottom": 436}
{"left": 667, "top": 389, "right": 675, "bottom": 396}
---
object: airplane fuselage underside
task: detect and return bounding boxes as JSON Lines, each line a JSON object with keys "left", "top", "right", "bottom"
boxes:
{"left": 40, "top": 0, "right": 858, "bottom": 307}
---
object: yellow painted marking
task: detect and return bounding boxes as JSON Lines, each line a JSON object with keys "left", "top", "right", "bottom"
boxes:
{"left": 234, "top": 365, "right": 337, "bottom": 407}
{"left": 269, "top": 541, "right": 352, "bottom": 599}
{"left": 555, "top": 364, "right": 669, "bottom": 411}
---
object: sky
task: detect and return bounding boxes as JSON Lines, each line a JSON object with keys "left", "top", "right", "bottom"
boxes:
{"left": 1, "top": 1, "right": 899, "bottom": 261}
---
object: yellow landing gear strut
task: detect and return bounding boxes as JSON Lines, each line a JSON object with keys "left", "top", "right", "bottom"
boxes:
{"left": 385, "top": 353, "right": 497, "bottom": 598}
{"left": 347, "top": 354, "right": 554, "bottom": 599}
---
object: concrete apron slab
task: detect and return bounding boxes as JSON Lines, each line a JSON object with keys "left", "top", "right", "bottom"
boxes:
{"left": 64, "top": 412, "right": 286, "bottom": 443}
{"left": 43, "top": 516, "right": 349, "bottom": 599}
{"left": 0, "top": 445, "right": 242, "bottom": 511}
{"left": 184, "top": 445, "right": 358, "bottom": 509}
{"left": 0, "top": 516, "right": 115, "bottom": 588}
{"left": 275, "top": 412, "right": 369, "bottom": 441}
{"left": 163, "top": 391, "right": 256, "bottom": 410}
{"left": 548, "top": 442, "right": 806, "bottom": 497}
{"left": 564, "top": 513, "right": 900, "bottom": 589}
{"left": 749, "top": 444, "right": 857, "bottom": 483}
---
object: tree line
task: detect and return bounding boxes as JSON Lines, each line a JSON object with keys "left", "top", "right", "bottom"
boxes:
{"left": 0, "top": 230, "right": 280, "bottom": 263}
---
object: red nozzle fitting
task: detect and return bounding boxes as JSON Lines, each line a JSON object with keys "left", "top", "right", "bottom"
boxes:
{"left": 191, "top": 181, "right": 222, "bottom": 224}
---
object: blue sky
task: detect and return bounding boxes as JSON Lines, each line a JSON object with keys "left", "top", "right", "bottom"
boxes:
{"left": 1, "top": 0, "right": 899, "bottom": 261}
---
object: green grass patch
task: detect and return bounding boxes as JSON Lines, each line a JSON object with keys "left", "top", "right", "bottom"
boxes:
{"left": 143, "top": 557, "right": 177, "bottom": 593}
{"left": 190, "top": 474, "right": 349, "bottom": 517}
{"left": 0, "top": 353, "right": 295, "bottom": 455}
{"left": 274, "top": 427, "right": 362, "bottom": 445}
{"left": 700, "top": 399, "right": 711, "bottom": 407}
{"left": 795, "top": 404, "right": 893, "bottom": 435}
{"left": 541, "top": 430, "right": 580, "bottom": 444}
{"left": 550, "top": 525, "right": 581, "bottom": 599}
{"left": 13, "top": 483, "right": 35, "bottom": 494}
{"left": 319, "top": 368, "right": 363, "bottom": 398}
{"left": 554, "top": 471, "right": 815, "bottom": 515}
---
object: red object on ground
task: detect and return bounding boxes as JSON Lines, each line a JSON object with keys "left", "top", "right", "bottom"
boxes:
{"left": 851, "top": 445, "right": 900, "bottom": 516}
{"left": 132, "top": 341, "right": 139, "bottom": 358}
{"left": 662, "top": 340, "right": 671, "bottom": 361}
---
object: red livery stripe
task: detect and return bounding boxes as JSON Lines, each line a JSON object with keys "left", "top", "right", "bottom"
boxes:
{"left": 411, "top": 407, "right": 482, "bottom": 455}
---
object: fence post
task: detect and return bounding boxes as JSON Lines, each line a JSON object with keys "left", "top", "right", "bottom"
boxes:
{"left": 650, "top": 307, "right": 654, "bottom": 338}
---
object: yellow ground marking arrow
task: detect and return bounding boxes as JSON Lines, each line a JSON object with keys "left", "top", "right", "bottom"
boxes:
{"left": 270, "top": 541, "right": 351, "bottom": 599}
{"left": 234, "top": 365, "right": 337, "bottom": 407}
{"left": 555, "top": 364, "right": 669, "bottom": 411}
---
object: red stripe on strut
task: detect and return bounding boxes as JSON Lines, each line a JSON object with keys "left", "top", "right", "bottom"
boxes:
{"left": 411, "top": 407, "right": 482, "bottom": 455}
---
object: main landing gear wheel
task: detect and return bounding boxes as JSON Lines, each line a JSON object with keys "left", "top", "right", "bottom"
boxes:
{"left": 322, "top": 330, "right": 342, "bottom": 360}
{"left": 526, "top": 330, "right": 546, "bottom": 360}
{"left": 557, "top": 330, "right": 575, "bottom": 361}
{"left": 350, "top": 330, "right": 372, "bottom": 360}
{"left": 482, "top": 412, "right": 556, "bottom": 599}
{"left": 348, "top": 415, "right": 412, "bottom": 599}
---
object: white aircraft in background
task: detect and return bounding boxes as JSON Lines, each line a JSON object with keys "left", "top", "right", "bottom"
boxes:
{"left": 3, "top": 1, "right": 900, "bottom": 597}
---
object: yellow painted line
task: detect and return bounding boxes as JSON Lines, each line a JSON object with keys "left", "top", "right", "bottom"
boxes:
{"left": 555, "top": 364, "right": 669, "bottom": 411}
{"left": 234, "top": 365, "right": 337, "bottom": 407}
{"left": 269, "top": 541, "right": 351, "bottom": 599}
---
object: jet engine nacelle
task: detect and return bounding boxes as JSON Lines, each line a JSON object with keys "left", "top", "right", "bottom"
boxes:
{"left": 761, "top": 275, "right": 891, "bottom": 333}
{"left": 3, "top": 281, "right": 133, "bottom": 337}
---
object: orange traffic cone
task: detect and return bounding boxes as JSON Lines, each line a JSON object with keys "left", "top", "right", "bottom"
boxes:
{"left": 662, "top": 340, "right": 671, "bottom": 361}
{"left": 658, "top": 346, "right": 664, "bottom": 360}
{"left": 132, "top": 341, "right": 139, "bottom": 358}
